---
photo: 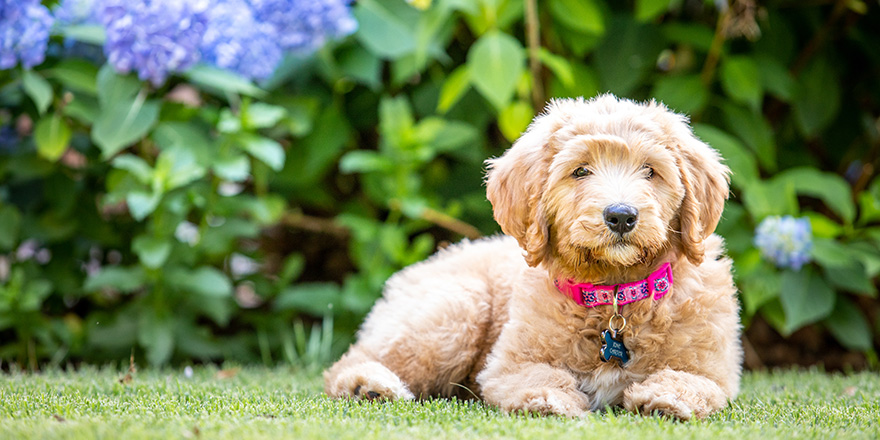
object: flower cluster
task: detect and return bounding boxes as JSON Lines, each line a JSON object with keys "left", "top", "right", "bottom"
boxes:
{"left": 96, "top": 0, "right": 210, "bottom": 86}
{"left": 754, "top": 215, "right": 813, "bottom": 271}
{"left": 0, "top": 0, "right": 54, "bottom": 69}
{"left": 200, "top": 0, "right": 282, "bottom": 81}
{"left": 42, "top": 0, "right": 357, "bottom": 83}
{"left": 250, "top": 0, "right": 358, "bottom": 53}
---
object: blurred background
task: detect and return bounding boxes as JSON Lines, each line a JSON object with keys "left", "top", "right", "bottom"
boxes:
{"left": 0, "top": 0, "right": 878, "bottom": 371}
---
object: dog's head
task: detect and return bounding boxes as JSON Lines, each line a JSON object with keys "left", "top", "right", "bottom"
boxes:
{"left": 486, "top": 95, "right": 729, "bottom": 279}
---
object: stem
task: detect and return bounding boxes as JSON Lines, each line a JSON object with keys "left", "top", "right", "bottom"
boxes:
{"left": 789, "top": 0, "right": 849, "bottom": 75}
{"left": 700, "top": 9, "right": 731, "bottom": 86}
{"left": 524, "top": 0, "right": 544, "bottom": 110}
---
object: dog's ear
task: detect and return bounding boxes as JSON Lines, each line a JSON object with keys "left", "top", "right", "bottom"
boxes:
{"left": 674, "top": 128, "right": 730, "bottom": 265}
{"left": 486, "top": 103, "right": 569, "bottom": 267}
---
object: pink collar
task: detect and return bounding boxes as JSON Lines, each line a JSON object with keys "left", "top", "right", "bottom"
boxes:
{"left": 554, "top": 263, "right": 673, "bottom": 308}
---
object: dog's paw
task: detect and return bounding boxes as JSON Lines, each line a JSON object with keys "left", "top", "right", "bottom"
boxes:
{"left": 624, "top": 386, "right": 694, "bottom": 420}
{"left": 503, "top": 388, "right": 590, "bottom": 418}
{"left": 327, "top": 361, "right": 415, "bottom": 402}
{"left": 623, "top": 370, "right": 727, "bottom": 420}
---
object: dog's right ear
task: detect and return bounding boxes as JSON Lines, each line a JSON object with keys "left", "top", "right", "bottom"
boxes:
{"left": 486, "top": 102, "right": 569, "bottom": 267}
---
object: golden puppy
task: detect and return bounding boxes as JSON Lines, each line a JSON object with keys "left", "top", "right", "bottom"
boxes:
{"left": 324, "top": 95, "right": 742, "bottom": 420}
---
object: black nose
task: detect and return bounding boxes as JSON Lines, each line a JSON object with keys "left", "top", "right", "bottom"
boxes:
{"left": 604, "top": 204, "right": 639, "bottom": 235}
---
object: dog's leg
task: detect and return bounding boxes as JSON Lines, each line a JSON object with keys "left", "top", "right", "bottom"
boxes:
{"left": 323, "top": 347, "right": 415, "bottom": 401}
{"left": 623, "top": 368, "right": 728, "bottom": 420}
{"left": 478, "top": 362, "right": 590, "bottom": 417}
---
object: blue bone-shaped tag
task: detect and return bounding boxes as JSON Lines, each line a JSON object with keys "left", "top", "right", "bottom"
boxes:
{"left": 600, "top": 329, "right": 630, "bottom": 365}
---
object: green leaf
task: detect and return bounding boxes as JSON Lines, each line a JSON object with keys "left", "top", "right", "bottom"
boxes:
{"left": 213, "top": 152, "right": 251, "bottom": 182}
{"left": 126, "top": 191, "right": 161, "bottom": 221}
{"left": 549, "top": 0, "right": 605, "bottom": 35}
{"left": 538, "top": 48, "right": 575, "bottom": 88}
{"left": 379, "top": 96, "right": 414, "bottom": 149}
{"left": 48, "top": 59, "right": 99, "bottom": 95}
{"left": 60, "top": 24, "right": 106, "bottom": 45}
{"left": 92, "top": 93, "right": 160, "bottom": 158}
{"left": 498, "top": 100, "right": 534, "bottom": 142}
{"left": 779, "top": 268, "right": 835, "bottom": 335}
{"left": 437, "top": 65, "right": 471, "bottom": 113}
{"left": 353, "top": 0, "right": 417, "bottom": 59}
{"left": 720, "top": 56, "right": 763, "bottom": 111}
{"left": 0, "top": 205, "right": 22, "bottom": 251}
{"left": 467, "top": 30, "right": 525, "bottom": 111}
{"left": 154, "top": 147, "right": 206, "bottom": 191}
{"left": 823, "top": 264, "right": 877, "bottom": 297}
{"left": 63, "top": 93, "right": 99, "bottom": 124}
{"left": 237, "top": 134, "right": 285, "bottom": 171}
{"left": 111, "top": 155, "right": 153, "bottom": 184}
{"left": 132, "top": 235, "right": 172, "bottom": 269}
{"left": 430, "top": 120, "right": 479, "bottom": 153}
{"left": 636, "top": 0, "right": 673, "bottom": 22}
{"left": 825, "top": 297, "right": 873, "bottom": 351}
{"left": 33, "top": 114, "right": 71, "bottom": 161}
{"left": 719, "top": 102, "right": 776, "bottom": 172}
{"left": 547, "top": 62, "right": 599, "bottom": 99}
{"left": 245, "top": 103, "right": 287, "bottom": 129}
{"left": 277, "top": 254, "right": 306, "bottom": 286}
{"left": 739, "top": 260, "right": 781, "bottom": 316}
{"left": 595, "top": 16, "right": 664, "bottom": 96}
{"left": 651, "top": 75, "right": 708, "bottom": 115}
{"left": 741, "top": 179, "right": 798, "bottom": 220}
{"left": 166, "top": 266, "right": 233, "bottom": 297}
{"left": 22, "top": 70, "right": 53, "bottom": 115}
{"left": 139, "top": 312, "right": 175, "bottom": 366}
{"left": 338, "top": 46, "right": 382, "bottom": 89}
{"left": 185, "top": 64, "right": 265, "bottom": 98}
{"left": 83, "top": 266, "right": 146, "bottom": 293}
{"left": 804, "top": 212, "right": 843, "bottom": 239}
{"left": 774, "top": 167, "right": 855, "bottom": 224}
{"left": 339, "top": 150, "right": 392, "bottom": 174}
{"left": 275, "top": 282, "right": 341, "bottom": 316}
{"left": 792, "top": 60, "right": 840, "bottom": 138}
{"left": 756, "top": 54, "right": 796, "bottom": 101}
{"left": 692, "top": 124, "right": 759, "bottom": 188}
{"left": 811, "top": 238, "right": 856, "bottom": 268}
{"left": 96, "top": 64, "right": 141, "bottom": 109}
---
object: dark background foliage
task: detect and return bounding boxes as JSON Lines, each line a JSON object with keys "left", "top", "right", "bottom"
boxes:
{"left": 1, "top": 0, "right": 879, "bottom": 371}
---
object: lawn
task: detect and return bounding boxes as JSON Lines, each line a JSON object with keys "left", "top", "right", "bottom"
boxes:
{"left": 1, "top": 365, "right": 878, "bottom": 439}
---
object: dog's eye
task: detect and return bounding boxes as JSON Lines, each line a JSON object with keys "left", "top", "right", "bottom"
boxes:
{"left": 572, "top": 167, "right": 591, "bottom": 178}
{"left": 644, "top": 165, "right": 655, "bottom": 179}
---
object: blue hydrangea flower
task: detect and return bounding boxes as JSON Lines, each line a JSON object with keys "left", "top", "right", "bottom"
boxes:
{"left": 754, "top": 215, "right": 813, "bottom": 271}
{"left": 96, "top": 0, "right": 209, "bottom": 86}
{"left": 0, "top": 0, "right": 54, "bottom": 69}
{"left": 200, "top": 0, "right": 282, "bottom": 81}
{"left": 249, "top": 0, "right": 357, "bottom": 53}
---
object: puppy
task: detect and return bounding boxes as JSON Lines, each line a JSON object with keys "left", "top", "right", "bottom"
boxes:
{"left": 324, "top": 95, "right": 742, "bottom": 420}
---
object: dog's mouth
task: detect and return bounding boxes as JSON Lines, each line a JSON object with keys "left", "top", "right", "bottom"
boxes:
{"left": 573, "top": 239, "right": 650, "bottom": 268}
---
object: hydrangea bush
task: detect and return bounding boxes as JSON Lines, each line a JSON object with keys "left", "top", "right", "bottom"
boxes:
{"left": 0, "top": 0, "right": 878, "bottom": 368}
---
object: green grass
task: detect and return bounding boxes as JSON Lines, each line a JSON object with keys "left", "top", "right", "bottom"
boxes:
{"left": 1, "top": 366, "right": 878, "bottom": 439}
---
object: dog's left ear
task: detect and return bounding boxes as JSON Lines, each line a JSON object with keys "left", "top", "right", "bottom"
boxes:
{"left": 671, "top": 121, "right": 730, "bottom": 265}
{"left": 486, "top": 100, "right": 572, "bottom": 267}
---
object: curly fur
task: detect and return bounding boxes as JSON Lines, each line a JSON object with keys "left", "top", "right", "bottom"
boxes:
{"left": 324, "top": 95, "right": 742, "bottom": 420}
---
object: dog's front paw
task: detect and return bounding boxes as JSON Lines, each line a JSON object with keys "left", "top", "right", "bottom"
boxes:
{"left": 503, "top": 388, "right": 590, "bottom": 418}
{"left": 623, "top": 370, "right": 728, "bottom": 420}
{"left": 624, "top": 383, "right": 694, "bottom": 419}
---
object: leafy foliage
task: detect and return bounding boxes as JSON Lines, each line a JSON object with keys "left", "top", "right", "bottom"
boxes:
{"left": 1, "top": 0, "right": 879, "bottom": 368}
